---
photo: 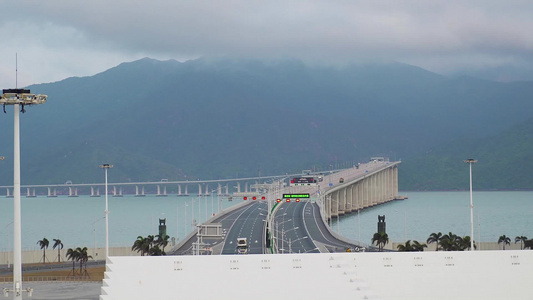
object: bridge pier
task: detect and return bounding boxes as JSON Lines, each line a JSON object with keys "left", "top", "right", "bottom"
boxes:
{"left": 205, "top": 184, "right": 209, "bottom": 196}
{"left": 135, "top": 186, "right": 146, "bottom": 197}
{"left": 47, "top": 187, "right": 57, "bottom": 197}
{"left": 26, "top": 187, "right": 36, "bottom": 198}
{"left": 322, "top": 162, "right": 400, "bottom": 224}
{"left": 68, "top": 186, "right": 78, "bottom": 197}
{"left": 113, "top": 186, "right": 123, "bottom": 197}
{"left": 198, "top": 184, "right": 203, "bottom": 196}
{"left": 6, "top": 188, "right": 12, "bottom": 198}
{"left": 156, "top": 185, "right": 167, "bottom": 197}
{"left": 217, "top": 184, "right": 222, "bottom": 196}
{"left": 91, "top": 186, "right": 100, "bottom": 197}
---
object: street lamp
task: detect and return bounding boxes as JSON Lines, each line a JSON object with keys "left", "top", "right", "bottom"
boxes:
{"left": 1, "top": 88, "right": 46, "bottom": 299}
{"left": 464, "top": 158, "right": 477, "bottom": 251}
{"left": 99, "top": 164, "right": 113, "bottom": 259}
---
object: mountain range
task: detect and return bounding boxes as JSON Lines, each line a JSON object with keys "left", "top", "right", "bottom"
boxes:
{"left": 0, "top": 57, "right": 531, "bottom": 190}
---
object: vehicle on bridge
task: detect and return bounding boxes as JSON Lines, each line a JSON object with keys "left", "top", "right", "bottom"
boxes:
{"left": 236, "top": 238, "right": 248, "bottom": 254}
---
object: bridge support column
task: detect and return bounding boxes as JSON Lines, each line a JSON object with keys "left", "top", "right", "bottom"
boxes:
{"left": 6, "top": 188, "right": 11, "bottom": 197}
{"left": 47, "top": 187, "right": 57, "bottom": 197}
{"left": 225, "top": 184, "right": 229, "bottom": 196}
{"left": 217, "top": 184, "right": 222, "bottom": 196}
{"left": 91, "top": 186, "right": 100, "bottom": 197}
{"left": 113, "top": 186, "right": 123, "bottom": 197}
{"left": 184, "top": 185, "right": 188, "bottom": 196}
{"left": 205, "top": 184, "right": 209, "bottom": 196}
{"left": 135, "top": 186, "right": 146, "bottom": 197}
{"left": 198, "top": 184, "right": 202, "bottom": 196}
{"left": 236, "top": 182, "right": 241, "bottom": 193}
{"left": 156, "top": 185, "right": 167, "bottom": 197}
{"left": 178, "top": 184, "right": 182, "bottom": 196}
{"left": 338, "top": 188, "right": 346, "bottom": 215}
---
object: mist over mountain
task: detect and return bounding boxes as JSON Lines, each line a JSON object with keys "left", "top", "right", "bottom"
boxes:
{"left": 0, "top": 57, "right": 531, "bottom": 190}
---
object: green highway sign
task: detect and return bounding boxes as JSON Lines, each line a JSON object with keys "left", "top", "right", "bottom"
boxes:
{"left": 282, "top": 193, "right": 310, "bottom": 199}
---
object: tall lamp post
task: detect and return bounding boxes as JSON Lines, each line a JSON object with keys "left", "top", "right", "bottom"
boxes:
{"left": 464, "top": 158, "right": 477, "bottom": 251}
{"left": 1, "top": 89, "right": 47, "bottom": 299}
{"left": 99, "top": 164, "right": 113, "bottom": 260}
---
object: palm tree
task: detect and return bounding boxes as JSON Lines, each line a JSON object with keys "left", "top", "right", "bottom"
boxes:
{"left": 52, "top": 239, "right": 63, "bottom": 262}
{"left": 37, "top": 238, "right": 49, "bottom": 263}
{"left": 498, "top": 235, "right": 511, "bottom": 250}
{"left": 460, "top": 236, "right": 475, "bottom": 251}
{"left": 524, "top": 239, "right": 533, "bottom": 250}
{"left": 66, "top": 248, "right": 80, "bottom": 276}
{"left": 132, "top": 236, "right": 150, "bottom": 256}
{"left": 515, "top": 236, "right": 528, "bottom": 250}
{"left": 77, "top": 247, "right": 92, "bottom": 276}
{"left": 412, "top": 240, "right": 427, "bottom": 252}
{"left": 397, "top": 240, "right": 414, "bottom": 251}
{"left": 427, "top": 232, "right": 442, "bottom": 251}
{"left": 440, "top": 232, "right": 461, "bottom": 251}
{"left": 397, "top": 240, "right": 412, "bottom": 251}
{"left": 155, "top": 234, "right": 170, "bottom": 255}
{"left": 371, "top": 232, "right": 389, "bottom": 251}
{"left": 149, "top": 245, "right": 163, "bottom": 256}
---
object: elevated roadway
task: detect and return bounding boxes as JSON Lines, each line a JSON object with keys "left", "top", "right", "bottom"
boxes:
{"left": 171, "top": 160, "right": 399, "bottom": 255}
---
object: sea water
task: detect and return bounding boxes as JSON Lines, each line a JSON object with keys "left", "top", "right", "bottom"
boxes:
{"left": 332, "top": 191, "right": 533, "bottom": 245}
{"left": 0, "top": 191, "right": 531, "bottom": 250}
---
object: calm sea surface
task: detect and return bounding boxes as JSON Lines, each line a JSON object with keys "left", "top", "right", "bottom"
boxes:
{"left": 0, "top": 191, "right": 531, "bottom": 250}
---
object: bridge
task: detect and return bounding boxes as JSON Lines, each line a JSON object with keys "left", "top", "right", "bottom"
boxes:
{"left": 0, "top": 174, "right": 294, "bottom": 197}
{"left": 171, "top": 160, "right": 401, "bottom": 255}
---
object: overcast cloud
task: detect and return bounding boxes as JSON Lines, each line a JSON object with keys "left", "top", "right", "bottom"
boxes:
{"left": 1, "top": 0, "right": 533, "bottom": 87}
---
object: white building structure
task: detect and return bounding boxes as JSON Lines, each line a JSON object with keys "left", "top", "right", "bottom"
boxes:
{"left": 101, "top": 250, "right": 531, "bottom": 300}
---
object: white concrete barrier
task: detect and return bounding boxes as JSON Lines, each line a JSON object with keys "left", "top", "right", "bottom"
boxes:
{"left": 100, "top": 250, "right": 532, "bottom": 300}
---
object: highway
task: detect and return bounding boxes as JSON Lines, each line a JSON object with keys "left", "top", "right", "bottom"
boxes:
{"left": 171, "top": 161, "right": 392, "bottom": 255}
{"left": 170, "top": 201, "right": 267, "bottom": 255}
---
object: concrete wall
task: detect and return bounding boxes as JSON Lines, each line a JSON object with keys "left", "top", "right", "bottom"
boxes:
{"left": 100, "top": 250, "right": 532, "bottom": 300}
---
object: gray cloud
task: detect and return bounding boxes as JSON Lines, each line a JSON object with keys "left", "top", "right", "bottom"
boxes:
{"left": 2, "top": 0, "right": 533, "bottom": 87}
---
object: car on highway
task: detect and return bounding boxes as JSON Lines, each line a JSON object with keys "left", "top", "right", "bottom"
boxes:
{"left": 236, "top": 238, "right": 248, "bottom": 254}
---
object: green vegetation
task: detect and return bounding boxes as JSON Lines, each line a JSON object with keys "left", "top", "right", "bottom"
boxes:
{"left": 397, "top": 240, "right": 427, "bottom": 252}
{"left": 52, "top": 238, "right": 63, "bottom": 262}
{"left": 0, "top": 58, "right": 532, "bottom": 190}
{"left": 131, "top": 234, "right": 170, "bottom": 256}
{"left": 37, "top": 238, "right": 49, "bottom": 263}
{"left": 498, "top": 235, "right": 511, "bottom": 250}
{"left": 66, "top": 247, "right": 92, "bottom": 277}
{"left": 371, "top": 232, "right": 389, "bottom": 251}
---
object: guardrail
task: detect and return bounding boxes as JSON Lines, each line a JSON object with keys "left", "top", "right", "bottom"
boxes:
{"left": 0, "top": 276, "right": 101, "bottom": 282}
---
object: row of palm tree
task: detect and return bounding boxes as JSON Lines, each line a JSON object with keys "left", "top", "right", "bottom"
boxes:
{"left": 499, "top": 235, "right": 533, "bottom": 250}
{"left": 131, "top": 234, "right": 170, "bottom": 256}
{"left": 36, "top": 238, "right": 64, "bottom": 263}
{"left": 66, "top": 247, "right": 92, "bottom": 277}
{"left": 427, "top": 232, "right": 474, "bottom": 251}
{"left": 392, "top": 232, "right": 533, "bottom": 252}
{"left": 396, "top": 240, "right": 427, "bottom": 252}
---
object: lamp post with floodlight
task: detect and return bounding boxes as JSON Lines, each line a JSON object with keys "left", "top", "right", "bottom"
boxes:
{"left": 464, "top": 158, "right": 477, "bottom": 251}
{"left": 99, "top": 164, "right": 113, "bottom": 259}
{"left": 1, "top": 89, "right": 46, "bottom": 299}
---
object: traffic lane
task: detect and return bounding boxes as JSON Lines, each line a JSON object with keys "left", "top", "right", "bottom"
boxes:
{"left": 171, "top": 201, "right": 255, "bottom": 255}
{"left": 221, "top": 201, "right": 267, "bottom": 254}
{"left": 272, "top": 204, "right": 296, "bottom": 253}
{"left": 302, "top": 201, "right": 362, "bottom": 251}
{"left": 284, "top": 202, "right": 319, "bottom": 253}
{"left": 273, "top": 202, "right": 318, "bottom": 254}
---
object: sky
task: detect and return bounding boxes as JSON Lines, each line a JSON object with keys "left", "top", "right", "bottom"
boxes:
{"left": 1, "top": 0, "right": 533, "bottom": 88}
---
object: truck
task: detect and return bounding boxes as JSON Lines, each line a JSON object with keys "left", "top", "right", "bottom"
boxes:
{"left": 236, "top": 238, "right": 248, "bottom": 254}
